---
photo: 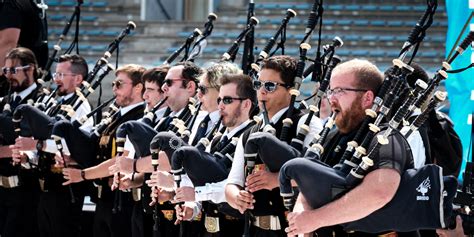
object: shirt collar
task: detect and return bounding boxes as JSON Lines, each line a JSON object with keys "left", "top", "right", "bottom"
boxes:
{"left": 13, "top": 83, "right": 37, "bottom": 101}
{"left": 120, "top": 101, "right": 144, "bottom": 116}
{"left": 270, "top": 106, "right": 289, "bottom": 124}
{"left": 61, "top": 92, "right": 75, "bottom": 101}
{"left": 170, "top": 107, "right": 185, "bottom": 117}
{"left": 209, "top": 110, "right": 220, "bottom": 124}
{"left": 224, "top": 119, "right": 252, "bottom": 138}
{"left": 154, "top": 106, "right": 168, "bottom": 121}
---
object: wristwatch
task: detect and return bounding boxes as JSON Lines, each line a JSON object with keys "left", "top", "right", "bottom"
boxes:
{"left": 81, "top": 170, "right": 87, "bottom": 181}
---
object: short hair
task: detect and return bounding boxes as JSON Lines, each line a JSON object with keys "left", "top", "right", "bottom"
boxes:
{"left": 174, "top": 61, "right": 203, "bottom": 87}
{"left": 220, "top": 74, "right": 259, "bottom": 117}
{"left": 57, "top": 54, "right": 89, "bottom": 80}
{"left": 204, "top": 62, "right": 242, "bottom": 90}
{"left": 142, "top": 65, "right": 169, "bottom": 93}
{"left": 331, "top": 59, "right": 383, "bottom": 93}
{"left": 261, "top": 55, "right": 297, "bottom": 86}
{"left": 5, "top": 47, "right": 39, "bottom": 78}
{"left": 115, "top": 64, "right": 146, "bottom": 87}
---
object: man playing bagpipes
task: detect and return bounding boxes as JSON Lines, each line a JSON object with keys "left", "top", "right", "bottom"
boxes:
{"left": 169, "top": 73, "right": 258, "bottom": 237}
{"left": 225, "top": 55, "right": 323, "bottom": 237}
{"left": 281, "top": 59, "right": 457, "bottom": 236}
{"left": 108, "top": 61, "right": 203, "bottom": 237}
{"left": 10, "top": 54, "right": 94, "bottom": 237}
{"left": 115, "top": 66, "right": 170, "bottom": 237}
{"left": 61, "top": 64, "right": 146, "bottom": 237}
{"left": 168, "top": 62, "right": 246, "bottom": 237}
{"left": 113, "top": 62, "right": 243, "bottom": 237}
{"left": 0, "top": 47, "right": 43, "bottom": 237}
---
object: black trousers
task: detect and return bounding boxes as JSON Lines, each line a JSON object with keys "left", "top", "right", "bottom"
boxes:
{"left": 180, "top": 217, "right": 204, "bottom": 237}
{"left": 0, "top": 174, "right": 40, "bottom": 237}
{"left": 249, "top": 225, "right": 286, "bottom": 237}
{"left": 37, "top": 184, "right": 85, "bottom": 237}
{"left": 131, "top": 201, "right": 159, "bottom": 237}
{"left": 93, "top": 192, "right": 134, "bottom": 237}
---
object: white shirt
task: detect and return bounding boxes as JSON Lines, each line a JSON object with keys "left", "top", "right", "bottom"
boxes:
{"left": 42, "top": 92, "right": 94, "bottom": 155}
{"left": 187, "top": 110, "right": 221, "bottom": 144}
{"left": 13, "top": 83, "right": 37, "bottom": 102}
{"left": 401, "top": 126, "right": 426, "bottom": 169}
{"left": 227, "top": 107, "right": 323, "bottom": 187}
{"left": 124, "top": 106, "right": 168, "bottom": 159}
{"left": 181, "top": 119, "right": 254, "bottom": 203}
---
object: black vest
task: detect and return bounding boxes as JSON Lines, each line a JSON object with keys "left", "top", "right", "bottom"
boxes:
{"left": 0, "top": 84, "right": 42, "bottom": 176}
{"left": 243, "top": 109, "right": 303, "bottom": 217}
{"left": 95, "top": 103, "right": 145, "bottom": 200}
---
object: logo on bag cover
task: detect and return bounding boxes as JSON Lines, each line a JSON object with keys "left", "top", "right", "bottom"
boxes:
{"left": 416, "top": 177, "right": 431, "bottom": 201}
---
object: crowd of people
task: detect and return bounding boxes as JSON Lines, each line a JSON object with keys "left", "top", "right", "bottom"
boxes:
{"left": 0, "top": 1, "right": 468, "bottom": 237}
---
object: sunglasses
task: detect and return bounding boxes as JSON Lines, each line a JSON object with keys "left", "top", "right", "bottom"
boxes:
{"left": 216, "top": 96, "right": 247, "bottom": 105}
{"left": 2, "top": 65, "right": 30, "bottom": 75}
{"left": 198, "top": 84, "right": 216, "bottom": 95}
{"left": 112, "top": 80, "right": 132, "bottom": 89}
{"left": 253, "top": 80, "right": 289, "bottom": 93}
{"left": 163, "top": 78, "right": 187, "bottom": 87}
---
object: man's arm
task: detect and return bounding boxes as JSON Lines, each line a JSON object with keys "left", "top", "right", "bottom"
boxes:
{"left": 286, "top": 168, "right": 401, "bottom": 235}
{"left": 0, "top": 28, "right": 20, "bottom": 73}
{"left": 225, "top": 183, "right": 254, "bottom": 214}
{"left": 0, "top": 145, "right": 12, "bottom": 158}
{"left": 62, "top": 158, "right": 115, "bottom": 185}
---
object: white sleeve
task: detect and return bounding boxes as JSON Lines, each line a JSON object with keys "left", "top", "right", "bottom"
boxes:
{"left": 187, "top": 201, "right": 202, "bottom": 221}
{"left": 181, "top": 174, "right": 195, "bottom": 188}
{"left": 401, "top": 126, "right": 426, "bottom": 168}
{"left": 226, "top": 136, "right": 245, "bottom": 187}
{"left": 73, "top": 101, "right": 94, "bottom": 133}
{"left": 298, "top": 114, "right": 324, "bottom": 147}
{"left": 23, "top": 151, "right": 39, "bottom": 168}
{"left": 43, "top": 138, "right": 70, "bottom": 156}
{"left": 124, "top": 136, "right": 136, "bottom": 159}
{"left": 194, "top": 179, "right": 227, "bottom": 203}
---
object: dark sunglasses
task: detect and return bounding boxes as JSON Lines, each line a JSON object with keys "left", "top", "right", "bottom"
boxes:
{"left": 253, "top": 80, "right": 289, "bottom": 92}
{"left": 198, "top": 85, "right": 216, "bottom": 95}
{"left": 2, "top": 65, "right": 30, "bottom": 75}
{"left": 216, "top": 96, "right": 247, "bottom": 105}
{"left": 111, "top": 80, "right": 132, "bottom": 89}
{"left": 163, "top": 78, "right": 187, "bottom": 87}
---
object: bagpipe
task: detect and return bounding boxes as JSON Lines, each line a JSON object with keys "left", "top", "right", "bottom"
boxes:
{"left": 220, "top": 15, "right": 259, "bottom": 62}
{"left": 278, "top": 0, "right": 324, "bottom": 143}
{"left": 251, "top": 8, "right": 296, "bottom": 71}
{"left": 54, "top": 22, "right": 136, "bottom": 120}
{"left": 164, "top": 12, "right": 218, "bottom": 65}
{"left": 111, "top": 98, "right": 197, "bottom": 215}
{"left": 141, "top": 97, "right": 169, "bottom": 127}
{"left": 403, "top": 31, "right": 474, "bottom": 139}
{"left": 169, "top": 117, "right": 261, "bottom": 188}
{"left": 41, "top": 19, "right": 134, "bottom": 116}
{"left": 14, "top": 19, "right": 135, "bottom": 149}
{"left": 13, "top": 20, "right": 137, "bottom": 147}
{"left": 240, "top": 0, "right": 256, "bottom": 74}
{"left": 276, "top": 1, "right": 473, "bottom": 233}
{"left": 333, "top": 0, "right": 438, "bottom": 173}
{"left": 34, "top": 0, "right": 84, "bottom": 109}
{"left": 291, "top": 51, "right": 341, "bottom": 152}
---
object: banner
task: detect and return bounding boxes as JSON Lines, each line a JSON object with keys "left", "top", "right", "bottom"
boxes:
{"left": 445, "top": 0, "right": 474, "bottom": 180}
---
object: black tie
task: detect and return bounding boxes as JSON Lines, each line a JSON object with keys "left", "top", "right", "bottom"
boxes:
{"left": 156, "top": 115, "right": 173, "bottom": 132}
{"left": 191, "top": 115, "right": 210, "bottom": 146}
{"left": 217, "top": 135, "right": 228, "bottom": 151}
{"left": 10, "top": 96, "right": 21, "bottom": 111}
